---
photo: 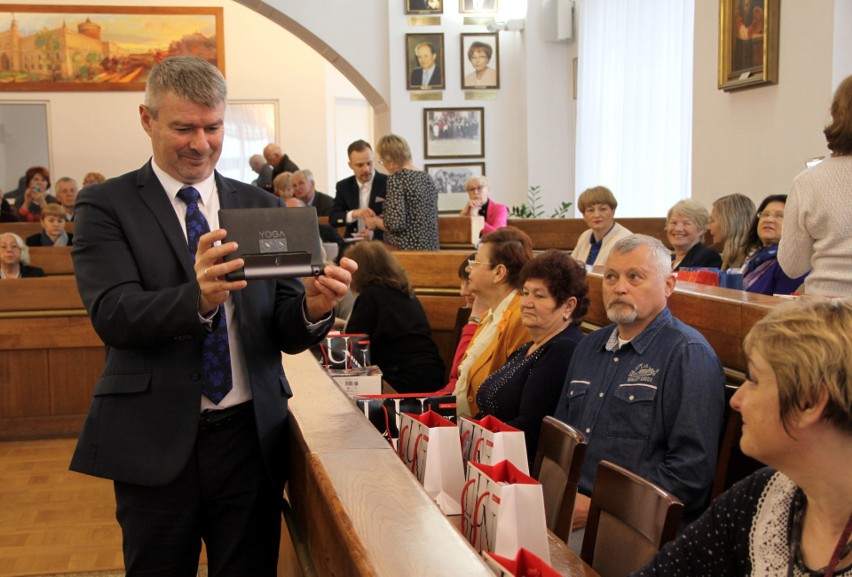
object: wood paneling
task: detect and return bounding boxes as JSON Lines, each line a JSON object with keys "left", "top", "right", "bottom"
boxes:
{"left": 0, "top": 350, "right": 50, "bottom": 418}
{"left": 0, "top": 277, "right": 84, "bottom": 312}
{"left": 27, "top": 247, "right": 74, "bottom": 275}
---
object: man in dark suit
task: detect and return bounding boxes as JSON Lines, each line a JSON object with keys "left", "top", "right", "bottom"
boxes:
{"left": 291, "top": 169, "right": 335, "bottom": 216}
{"left": 409, "top": 41, "right": 443, "bottom": 89}
{"left": 69, "top": 56, "right": 355, "bottom": 577}
{"left": 329, "top": 139, "right": 387, "bottom": 241}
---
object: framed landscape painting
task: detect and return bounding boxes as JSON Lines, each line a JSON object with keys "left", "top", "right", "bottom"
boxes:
{"left": 0, "top": 4, "right": 224, "bottom": 91}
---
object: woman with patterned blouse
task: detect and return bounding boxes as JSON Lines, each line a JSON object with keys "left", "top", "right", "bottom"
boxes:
{"left": 634, "top": 298, "right": 852, "bottom": 577}
{"left": 369, "top": 134, "right": 439, "bottom": 250}
{"left": 474, "top": 250, "right": 589, "bottom": 461}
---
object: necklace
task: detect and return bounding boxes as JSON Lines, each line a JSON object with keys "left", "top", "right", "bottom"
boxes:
{"left": 788, "top": 489, "right": 852, "bottom": 577}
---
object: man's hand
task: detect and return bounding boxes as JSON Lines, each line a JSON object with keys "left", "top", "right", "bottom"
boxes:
{"left": 304, "top": 256, "right": 358, "bottom": 322}
{"left": 572, "top": 493, "right": 591, "bottom": 530}
{"left": 195, "top": 229, "right": 247, "bottom": 314}
{"left": 352, "top": 207, "right": 376, "bottom": 221}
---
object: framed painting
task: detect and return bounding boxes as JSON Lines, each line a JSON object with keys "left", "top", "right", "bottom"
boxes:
{"left": 426, "top": 162, "right": 484, "bottom": 212}
{"left": 461, "top": 33, "right": 499, "bottom": 90}
{"left": 718, "top": 0, "right": 779, "bottom": 91}
{"left": 459, "top": 0, "right": 498, "bottom": 14}
{"left": 405, "top": 0, "right": 443, "bottom": 15}
{"left": 423, "top": 107, "right": 484, "bottom": 159}
{"left": 406, "top": 32, "right": 445, "bottom": 90}
{"left": 0, "top": 4, "right": 224, "bottom": 91}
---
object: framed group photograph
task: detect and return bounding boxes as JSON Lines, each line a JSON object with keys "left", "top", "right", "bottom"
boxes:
{"left": 459, "top": 0, "right": 498, "bottom": 14}
{"left": 405, "top": 0, "right": 443, "bottom": 14}
{"left": 406, "top": 33, "right": 445, "bottom": 90}
{"left": 718, "top": 0, "right": 779, "bottom": 91}
{"left": 461, "top": 33, "right": 499, "bottom": 90}
{"left": 423, "top": 107, "right": 484, "bottom": 159}
{"left": 0, "top": 4, "right": 223, "bottom": 91}
{"left": 426, "top": 162, "right": 484, "bottom": 212}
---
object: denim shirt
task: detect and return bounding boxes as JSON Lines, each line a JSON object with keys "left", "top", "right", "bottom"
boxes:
{"left": 553, "top": 308, "right": 725, "bottom": 521}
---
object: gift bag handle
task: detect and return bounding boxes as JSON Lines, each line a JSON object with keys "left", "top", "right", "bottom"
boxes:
{"left": 472, "top": 490, "right": 491, "bottom": 550}
{"left": 461, "top": 478, "right": 476, "bottom": 537}
{"left": 472, "top": 436, "right": 486, "bottom": 464}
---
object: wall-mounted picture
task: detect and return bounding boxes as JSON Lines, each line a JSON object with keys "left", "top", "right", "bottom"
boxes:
{"left": 426, "top": 163, "right": 484, "bottom": 212}
{"left": 406, "top": 33, "right": 445, "bottom": 90}
{"left": 0, "top": 5, "right": 223, "bottom": 92}
{"left": 424, "top": 107, "right": 484, "bottom": 159}
{"left": 459, "top": 0, "right": 498, "bottom": 14}
{"left": 405, "top": 0, "right": 443, "bottom": 15}
{"left": 718, "top": 0, "right": 779, "bottom": 91}
{"left": 461, "top": 33, "right": 499, "bottom": 90}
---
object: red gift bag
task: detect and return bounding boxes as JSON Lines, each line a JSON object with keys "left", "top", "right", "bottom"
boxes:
{"left": 483, "top": 548, "right": 561, "bottom": 577}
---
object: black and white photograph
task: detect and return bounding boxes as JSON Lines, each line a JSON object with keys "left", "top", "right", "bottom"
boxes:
{"left": 426, "top": 162, "right": 485, "bottom": 212}
{"left": 423, "top": 107, "right": 484, "bottom": 158}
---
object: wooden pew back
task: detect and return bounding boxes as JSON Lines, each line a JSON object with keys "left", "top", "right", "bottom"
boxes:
{"left": 27, "top": 247, "right": 75, "bottom": 275}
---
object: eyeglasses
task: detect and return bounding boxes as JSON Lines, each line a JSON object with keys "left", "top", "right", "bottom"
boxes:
{"left": 467, "top": 258, "right": 493, "bottom": 268}
{"left": 467, "top": 185, "right": 485, "bottom": 192}
{"left": 757, "top": 211, "right": 785, "bottom": 220}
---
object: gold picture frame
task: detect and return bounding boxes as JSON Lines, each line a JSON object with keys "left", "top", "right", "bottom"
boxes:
{"left": 0, "top": 4, "right": 223, "bottom": 92}
{"left": 718, "top": 0, "right": 779, "bottom": 92}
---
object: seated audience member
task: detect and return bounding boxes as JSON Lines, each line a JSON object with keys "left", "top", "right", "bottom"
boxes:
{"left": 1, "top": 193, "right": 17, "bottom": 222}
{"left": 283, "top": 197, "right": 345, "bottom": 262}
{"left": 17, "top": 166, "right": 59, "bottom": 223}
{"left": 291, "top": 170, "right": 335, "bottom": 216}
{"left": 81, "top": 172, "right": 106, "bottom": 188}
{"left": 453, "top": 227, "right": 534, "bottom": 417}
{"left": 249, "top": 153, "right": 273, "bottom": 190}
{"left": 666, "top": 199, "right": 722, "bottom": 271}
{"left": 263, "top": 143, "right": 299, "bottom": 191}
{"left": 572, "top": 185, "right": 632, "bottom": 267}
{"left": 54, "top": 177, "right": 78, "bottom": 221}
{"left": 0, "top": 232, "right": 45, "bottom": 278}
{"left": 330, "top": 139, "right": 386, "bottom": 241}
{"left": 2, "top": 175, "right": 26, "bottom": 204}
{"left": 272, "top": 171, "right": 294, "bottom": 200}
{"left": 26, "top": 204, "right": 73, "bottom": 247}
{"left": 708, "top": 193, "right": 755, "bottom": 271}
{"left": 344, "top": 241, "right": 445, "bottom": 393}
{"left": 779, "top": 75, "right": 852, "bottom": 297}
{"left": 554, "top": 235, "right": 724, "bottom": 546}
{"left": 475, "top": 250, "right": 589, "bottom": 461}
{"left": 459, "top": 175, "right": 508, "bottom": 236}
{"left": 438, "top": 252, "right": 489, "bottom": 395}
{"left": 633, "top": 299, "right": 852, "bottom": 577}
{"left": 741, "top": 195, "right": 808, "bottom": 295}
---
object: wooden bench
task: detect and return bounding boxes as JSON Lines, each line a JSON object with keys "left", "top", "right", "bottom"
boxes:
{"left": 505, "top": 217, "right": 670, "bottom": 251}
{"left": 1, "top": 221, "right": 75, "bottom": 239}
{"left": 27, "top": 246, "right": 75, "bottom": 275}
{"left": 0, "top": 276, "right": 103, "bottom": 440}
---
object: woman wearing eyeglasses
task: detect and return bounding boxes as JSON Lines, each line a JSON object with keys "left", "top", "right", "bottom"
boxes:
{"left": 452, "top": 226, "right": 533, "bottom": 417}
{"left": 459, "top": 175, "right": 508, "bottom": 236}
{"left": 741, "top": 195, "right": 808, "bottom": 295}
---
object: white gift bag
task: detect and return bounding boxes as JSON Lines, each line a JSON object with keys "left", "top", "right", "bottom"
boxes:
{"left": 459, "top": 415, "right": 529, "bottom": 475}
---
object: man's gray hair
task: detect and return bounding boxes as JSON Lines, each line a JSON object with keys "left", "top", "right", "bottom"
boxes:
{"left": 144, "top": 56, "right": 226, "bottom": 119}
{"left": 610, "top": 234, "right": 673, "bottom": 280}
{"left": 55, "top": 176, "right": 77, "bottom": 188}
{"left": 295, "top": 169, "right": 314, "bottom": 184}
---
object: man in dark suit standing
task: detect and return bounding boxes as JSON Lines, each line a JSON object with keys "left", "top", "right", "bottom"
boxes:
{"left": 329, "top": 139, "right": 387, "bottom": 241}
{"left": 409, "top": 41, "right": 443, "bottom": 89}
{"left": 291, "top": 169, "right": 335, "bottom": 216}
{"left": 69, "top": 56, "right": 355, "bottom": 577}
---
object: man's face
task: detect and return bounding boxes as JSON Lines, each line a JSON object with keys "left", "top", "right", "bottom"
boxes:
{"left": 290, "top": 173, "right": 313, "bottom": 202}
{"left": 349, "top": 148, "right": 375, "bottom": 184}
{"left": 55, "top": 181, "right": 77, "bottom": 209}
{"left": 602, "top": 245, "right": 675, "bottom": 338}
{"left": 140, "top": 92, "right": 225, "bottom": 184}
{"left": 416, "top": 45, "right": 437, "bottom": 69}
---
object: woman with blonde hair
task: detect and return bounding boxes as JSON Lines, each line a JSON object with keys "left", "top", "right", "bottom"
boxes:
{"left": 368, "top": 134, "right": 439, "bottom": 251}
{"left": 634, "top": 298, "right": 852, "bottom": 576}
{"left": 459, "top": 175, "right": 508, "bottom": 235}
{"left": 667, "top": 199, "right": 722, "bottom": 271}
{"left": 344, "top": 241, "right": 444, "bottom": 393}
{"left": 707, "top": 193, "right": 755, "bottom": 270}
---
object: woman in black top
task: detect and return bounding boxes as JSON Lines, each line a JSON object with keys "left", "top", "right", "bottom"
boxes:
{"left": 666, "top": 199, "right": 722, "bottom": 271}
{"left": 344, "top": 241, "right": 444, "bottom": 393}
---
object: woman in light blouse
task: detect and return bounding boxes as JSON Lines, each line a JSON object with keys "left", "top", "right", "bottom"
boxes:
{"left": 572, "top": 186, "right": 632, "bottom": 267}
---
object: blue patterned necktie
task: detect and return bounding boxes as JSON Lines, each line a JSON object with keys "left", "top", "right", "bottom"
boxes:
{"left": 177, "top": 186, "right": 233, "bottom": 405}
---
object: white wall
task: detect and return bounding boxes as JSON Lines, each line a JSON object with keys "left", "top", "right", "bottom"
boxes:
{"left": 691, "top": 0, "right": 837, "bottom": 212}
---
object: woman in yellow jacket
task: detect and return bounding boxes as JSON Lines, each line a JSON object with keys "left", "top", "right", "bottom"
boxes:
{"left": 453, "top": 227, "right": 534, "bottom": 416}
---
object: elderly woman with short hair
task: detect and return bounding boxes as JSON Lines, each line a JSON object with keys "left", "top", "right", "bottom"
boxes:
{"left": 666, "top": 199, "right": 722, "bottom": 271}
{"left": 0, "top": 232, "right": 45, "bottom": 278}
{"left": 572, "top": 185, "right": 632, "bottom": 267}
{"left": 633, "top": 298, "right": 852, "bottom": 576}
{"left": 459, "top": 175, "right": 508, "bottom": 235}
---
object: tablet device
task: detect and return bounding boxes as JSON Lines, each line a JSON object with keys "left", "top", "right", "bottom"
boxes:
{"left": 218, "top": 207, "right": 325, "bottom": 281}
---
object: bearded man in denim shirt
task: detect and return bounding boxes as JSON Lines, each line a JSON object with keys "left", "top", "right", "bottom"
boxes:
{"left": 554, "top": 234, "right": 725, "bottom": 548}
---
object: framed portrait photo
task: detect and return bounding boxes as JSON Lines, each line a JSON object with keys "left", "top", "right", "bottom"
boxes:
{"left": 459, "top": 0, "right": 498, "bottom": 14}
{"left": 426, "top": 163, "right": 484, "bottom": 212}
{"left": 406, "top": 33, "right": 445, "bottom": 90}
{"left": 461, "top": 33, "right": 499, "bottom": 90}
{"left": 405, "top": 0, "right": 443, "bottom": 15}
{"left": 423, "top": 107, "right": 484, "bottom": 159}
{"left": 718, "top": 0, "right": 779, "bottom": 91}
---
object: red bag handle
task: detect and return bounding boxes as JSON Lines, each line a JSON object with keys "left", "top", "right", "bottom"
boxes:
{"left": 472, "top": 436, "right": 486, "bottom": 464}
{"left": 460, "top": 478, "right": 476, "bottom": 536}
{"left": 472, "top": 490, "right": 491, "bottom": 550}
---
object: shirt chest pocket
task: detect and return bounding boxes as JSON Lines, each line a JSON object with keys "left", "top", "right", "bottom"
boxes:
{"left": 564, "top": 380, "right": 590, "bottom": 427}
{"left": 606, "top": 383, "right": 657, "bottom": 440}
